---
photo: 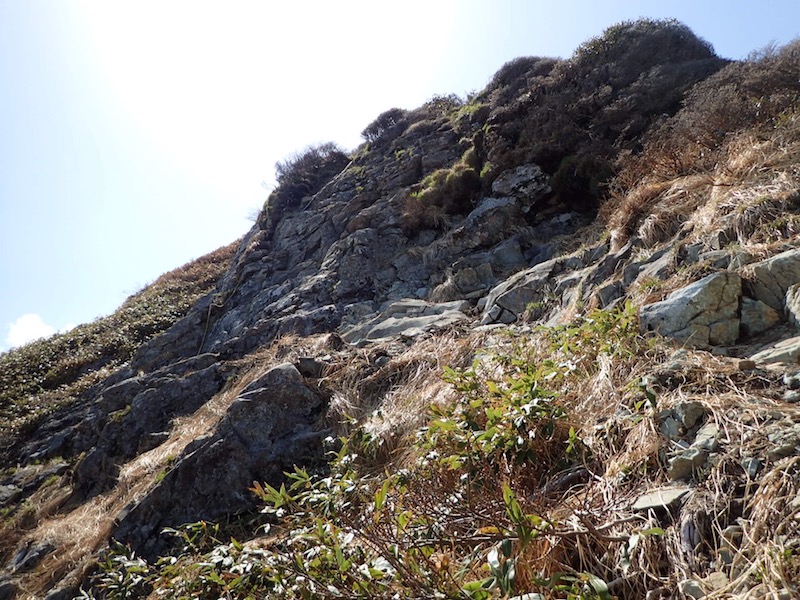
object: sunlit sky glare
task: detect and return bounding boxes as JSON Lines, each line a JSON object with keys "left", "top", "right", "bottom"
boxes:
{"left": 1, "top": 0, "right": 799, "bottom": 351}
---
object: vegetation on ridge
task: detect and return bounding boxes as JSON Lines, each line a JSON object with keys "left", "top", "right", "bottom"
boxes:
{"left": 0, "top": 242, "right": 236, "bottom": 451}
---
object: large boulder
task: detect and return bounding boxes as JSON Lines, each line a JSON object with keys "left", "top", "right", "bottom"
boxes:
{"left": 70, "top": 355, "right": 224, "bottom": 499}
{"left": 750, "top": 336, "right": 800, "bottom": 365}
{"left": 480, "top": 258, "right": 561, "bottom": 324}
{"left": 740, "top": 297, "right": 782, "bottom": 338}
{"left": 640, "top": 272, "right": 742, "bottom": 347}
{"left": 341, "top": 300, "right": 470, "bottom": 344}
{"left": 747, "top": 248, "right": 800, "bottom": 311}
{"left": 786, "top": 283, "right": 800, "bottom": 328}
{"left": 490, "top": 164, "right": 551, "bottom": 210}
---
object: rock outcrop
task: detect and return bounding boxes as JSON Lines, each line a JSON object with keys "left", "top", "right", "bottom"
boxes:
{"left": 640, "top": 272, "right": 742, "bottom": 347}
{"left": 113, "top": 363, "right": 326, "bottom": 558}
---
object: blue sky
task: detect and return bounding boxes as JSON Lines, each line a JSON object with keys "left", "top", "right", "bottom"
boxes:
{"left": 1, "top": 0, "right": 799, "bottom": 351}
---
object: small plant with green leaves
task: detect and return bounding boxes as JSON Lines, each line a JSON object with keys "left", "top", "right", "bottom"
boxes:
{"left": 81, "top": 541, "right": 153, "bottom": 600}
{"left": 543, "top": 300, "right": 643, "bottom": 372}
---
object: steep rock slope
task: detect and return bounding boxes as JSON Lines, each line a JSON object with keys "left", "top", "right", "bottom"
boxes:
{"left": 1, "top": 19, "right": 800, "bottom": 599}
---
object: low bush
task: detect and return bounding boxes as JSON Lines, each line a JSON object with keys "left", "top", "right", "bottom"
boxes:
{"left": 604, "top": 38, "right": 800, "bottom": 236}
{"left": 361, "top": 107, "right": 407, "bottom": 144}
{"left": 265, "top": 143, "right": 350, "bottom": 220}
{"left": 400, "top": 160, "right": 481, "bottom": 234}
{"left": 481, "top": 18, "right": 724, "bottom": 212}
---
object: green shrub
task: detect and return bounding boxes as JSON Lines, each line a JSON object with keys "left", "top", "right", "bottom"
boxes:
{"left": 265, "top": 142, "right": 350, "bottom": 221}
{"left": 361, "top": 107, "right": 407, "bottom": 144}
{"left": 400, "top": 161, "right": 480, "bottom": 233}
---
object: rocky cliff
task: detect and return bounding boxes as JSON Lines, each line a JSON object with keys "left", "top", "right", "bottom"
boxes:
{"left": 2, "top": 19, "right": 800, "bottom": 599}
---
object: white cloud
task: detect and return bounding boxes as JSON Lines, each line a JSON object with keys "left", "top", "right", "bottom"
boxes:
{"left": 5, "top": 314, "right": 57, "bottom": 348}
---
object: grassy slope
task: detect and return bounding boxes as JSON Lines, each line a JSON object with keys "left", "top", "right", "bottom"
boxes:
{"left": 0, "top": 241, "right": 237, "bottom": 450}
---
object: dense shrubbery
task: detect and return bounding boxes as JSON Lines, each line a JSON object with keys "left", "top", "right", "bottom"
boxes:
{"left": 482, "top": 18, "right": 724, "bottom": 210}
{"left": 571, "top": 18, "right": 714, "bottom": 85}
{"left": 265, "top": 143, "right": 350, "bottom": 220}
{"left": 482, "top": 56, "right": 560, "bottom": 107}
{"left": 605, "top": 38, "right": 800, "bottom": 235}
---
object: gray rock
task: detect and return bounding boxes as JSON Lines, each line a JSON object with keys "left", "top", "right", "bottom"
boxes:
{"left": 113, "top": 363, "right": 326, "bottom": 559}
{"left": 474, "top": 262, "right": 494, "bottom": 285}
{"left": 634, "top": 249, "right": 675, "bottom": 284}
{"left": 676, "top": 401, "right": 706, "bottom": 429}
{"left": 750, "top": 336, "right": 800, "bottom": 365}
{"left": 748, "top": 248, "right": 800, "bottom": 310}
{"left": 481, "top": 258, "right": 560, "bottom": 323}
{"left": 489, "top": 239, "right": 526, "bottom": 269}
{"left": 640, "top": 272, "right": 742, "bottom": 347}
{"left": 767, "top": 432, "right": 799, "bottom": 460}
{"left": 740, "top": 297, "right": 782, "bottom": 338}
{"left": 720, "top": 525, "right": 743, "bottom": 548}
{"left": 363, "top": 313, "right": 467, "bottom": 342}
{"left": 783, "top": 390, "right": 800, "bottom": 403}
{"left": 784, "top": 371, "right": 800, "bottom": 389}
{"left": 786, "top": 283, "right": 800, "bottom": 328}
{"left": 342, "top": 300, "right": 470, "bottom": 344}
{"left": 296, "top": 357, "right": 326, "bottom": 378}
{"left": 632, "top": 486, "right": 691, "bottom": 511}
{"left": 668, "top": 447, "right": 707, "bottom": 480}
{"left": 597, "top": 281, "right": 624, "bottom": 308}
{"left": 587, "top": 240, "right": 635, "bottom": 286}
{"left": 44, "top": 586, "right": 79, "bottom": 600}
{"left": 683, "top": 243, "right": 704, "bottom": 264}
{"left": 660, "top": 417, "right": 682, "bottom": 440}
{"left": 524, "top": 243, "right": 556, "bottom": 266}
{"left": 699, "top": 250, "right": 731, "bottom": 269}
{"left": 71, "top": 359, "right": 224, "bottom": 499}
{"left": 480, "top": 303, "right": 516, "bottom": 325}
{"left": 678, "top": 579, "right": 705, "bottom": 599}
{"left": 729, "top": 251, "right": 754, "bottom": 269}
{"left": 453, "top": 267, "right": 483, "bottom": 293}
{"left": 0, "top": 580, "right": 17, "bottom": 600}
{"left": 490, "top": 164, "right": 551, "bottom": 208}
{"left": 693, "top": 423, "right": 720, "bottom": 452}
{"left": 12, "top": 541, "right": 54, "bottom": 573}
{"left": 0, "top": 484, "right": 21, "bottom": 507}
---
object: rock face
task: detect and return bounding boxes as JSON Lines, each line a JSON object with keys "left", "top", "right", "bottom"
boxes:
{"left": 750, "top": 336, "right": 800, "bottom": 365}
{"left": 786, "top": 283, "right": 800, "bottom": 328}
{"left": 68, "top": 354, "right": 225, "bottom": 500}
{"left": 113, "top": 363, "right": 326, "bottom": 558}
{"left": 481, "top": 258, "right": 561, "bottom": 324}
{"left": 640, "top": 272, "right": 742, "bottom": 347}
